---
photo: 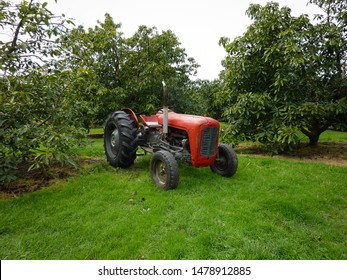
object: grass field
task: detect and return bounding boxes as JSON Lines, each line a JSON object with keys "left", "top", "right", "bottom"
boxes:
{"left": 0, "top": 131, "right": 346, "bottom": 260}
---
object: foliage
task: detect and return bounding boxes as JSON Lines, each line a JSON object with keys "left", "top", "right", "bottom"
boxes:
{"left": 61, "top": 16, "right": 199, "bottom": 119}
{"left": 220, "top": 1, "right": 347, "bottom": 152}
{"left": 0, "top": 0, "right": 88, "bottom": 183}
{"left": 58, "top": 15, "right": 126, "bottom": 122}
{"left": 310, "top": 0, "right": 347, "bottom": 131}
{"left": 0, "top": 0, "right": 73, "bottom": 73}
{"left": 178, "top": 79, "right": 225, "bottom": 118}
{"left": 122, "top": 25, "right": 198, "bottom": 114}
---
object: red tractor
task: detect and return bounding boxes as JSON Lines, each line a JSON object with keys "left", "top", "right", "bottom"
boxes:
{"left": 104, "top": 82, "right": 237, "bottom": 190}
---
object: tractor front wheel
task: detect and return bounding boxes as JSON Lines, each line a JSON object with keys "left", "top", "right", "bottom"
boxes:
{"left": 210, "top": 144, "right": 238, "bottom": 177}
{"left": 150, "top": 151, "right": 179, "bottom": 190}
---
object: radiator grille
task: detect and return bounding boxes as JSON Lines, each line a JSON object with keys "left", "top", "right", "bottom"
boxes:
{"left": 200, "top": 127, "right": 219, "bottom": 156}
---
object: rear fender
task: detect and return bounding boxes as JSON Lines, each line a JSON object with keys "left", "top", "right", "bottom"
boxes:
{"left": 122, "top": 108, "right": 139, "bottom": 128}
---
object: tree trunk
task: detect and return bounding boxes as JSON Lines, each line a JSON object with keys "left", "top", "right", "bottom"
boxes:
{"left": 308, "top": 134, "right": 319, "bottom": 146}
{"left": 301, "top": 125, "right": 323, "bottom": 146}
{"left": 301, "top": 128, "right": 318, "bottom": 146}
{"left": 301, "top": 118, "right": 332, "bottom": 146}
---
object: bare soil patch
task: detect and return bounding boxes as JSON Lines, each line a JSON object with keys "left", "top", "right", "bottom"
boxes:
{"left": 236, "top": 141, "right": 347, "bottom": 166}
{"left": 0, "top": 157, "right": 103, "bottom": 199}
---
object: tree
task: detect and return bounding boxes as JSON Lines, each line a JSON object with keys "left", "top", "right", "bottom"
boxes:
{"left": 0, "top": 0, "right": 88, "bottom": 183}
{"left": 309, "top": 0, "right": 347, "bottom": 131}
{"left": 179, "top": 79, "right": 224, "bottom": 118}
{"left": 59, "top": 14, "right": 126, "bottom": 123}
{"left": 121, "top": 25, "right": 198, "bottom": 114}
{"left": 220, "top": 1, "right": 347, "bottom": 151}
{"left": 62, "top": 17, "right": 199, "bottom": 120}
{"left": 0, "top": 0, "right": 74, "bottom": 73}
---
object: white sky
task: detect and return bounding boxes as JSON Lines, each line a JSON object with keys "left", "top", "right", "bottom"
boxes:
{"left": 43, "top": 0, "right": 322, "bottom": 80}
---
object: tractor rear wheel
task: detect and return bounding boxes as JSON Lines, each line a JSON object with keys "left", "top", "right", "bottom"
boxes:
{"left": 210, "top": 144, "right": 238, "bottom": 177}
{"left": 104, "top": 111, "right": 138, "bottom": 168}
{"left": 150, "top": 151, "right": 179, "bottom": 190}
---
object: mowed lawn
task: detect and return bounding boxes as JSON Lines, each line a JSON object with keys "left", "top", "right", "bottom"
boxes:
{"left": 0, "top": 135, "right": 346, "bottom": 260}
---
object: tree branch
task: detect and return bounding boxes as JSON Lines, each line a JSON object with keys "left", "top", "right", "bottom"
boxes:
{"left": 9, "top": 0, "right": 34, "bottom": 54}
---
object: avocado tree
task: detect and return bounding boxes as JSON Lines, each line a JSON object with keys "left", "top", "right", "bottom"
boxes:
{"left": 309, "top": 0, "right": 347, "bottom": 132}
{"left": 121, "top": 25, "right": 199, "bottom": 114}
{"left": 59, "top": 14, "right": 126, "bottom": 122}
{"left": 220, "top": 1, "right": 347, "bottom": 151}
{"left": 62, "top": 17, "right": 199, "bottom": 120}
{"left": 0, "top": 0, "right": 89, "bottom": 182}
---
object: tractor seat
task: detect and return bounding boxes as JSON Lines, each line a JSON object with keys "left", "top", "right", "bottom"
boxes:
{"left": 140, "top": 115, "right": 162, "bottom": 128}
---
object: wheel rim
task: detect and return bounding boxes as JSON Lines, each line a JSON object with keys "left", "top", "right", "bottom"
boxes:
{"left": 110, "top": 127, "right": 120, "bottom": 154}
{"left": 215, "top": 155, "right": 227, "bottom": 171}
{"left": 154, "top": 161, "right": 167, "bottom": 185}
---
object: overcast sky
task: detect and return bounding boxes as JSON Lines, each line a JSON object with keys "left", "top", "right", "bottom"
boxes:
{"left": 44, "top": 0, "right": 322, "bottom": 80}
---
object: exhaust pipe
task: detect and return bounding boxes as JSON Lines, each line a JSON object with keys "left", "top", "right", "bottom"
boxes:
{"left": 162, "top": 81, "right": 169, "bottom": 137}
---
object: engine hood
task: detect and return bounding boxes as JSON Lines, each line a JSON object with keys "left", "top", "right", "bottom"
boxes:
{"left": 156, "top": 111, "right": 219, "bottom": 130}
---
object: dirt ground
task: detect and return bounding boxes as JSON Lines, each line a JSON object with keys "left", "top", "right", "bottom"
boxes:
{"left": 236, "top": 141, "right": 347, "bottom": 166}
{"left": 1, "top": 142, "right": 346, "bottom": 199}
{"left": 0, "top": 158, "right": 103, "bottom": 199}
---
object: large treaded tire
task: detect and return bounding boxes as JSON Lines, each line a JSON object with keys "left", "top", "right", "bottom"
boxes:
{"left": 104, "top": 111, "right": 138, "bottom": 168}
{"left": 150, "top": 151, "right": 179, "bottom": 190}
{"left": 210, "top": 144, "right": 238, "bottom": 177}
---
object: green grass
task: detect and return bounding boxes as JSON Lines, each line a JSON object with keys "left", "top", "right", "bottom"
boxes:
{"left": 77, "top": 139, "right": 105, "bottom": 157}
{"left": 1, "top": 129, "right": 346, "bottom": 259}
{"left": 310, "top": 130, "right": 347, "bottom": 142}
{"left": 0, "top": 154, "right": 346, "bottom": 260}
{"left": 89, "top": 127, "right": 104, "bottom": 135}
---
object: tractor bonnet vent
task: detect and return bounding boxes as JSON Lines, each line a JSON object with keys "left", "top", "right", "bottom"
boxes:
{"left": 200, "top": 127, "right": 219, "bottom": 156}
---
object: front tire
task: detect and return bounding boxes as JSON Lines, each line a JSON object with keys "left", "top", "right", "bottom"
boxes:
{"left": 210, "top": 144, "right": 238, "bottom": 177}
{"left": 104, "top": 111, "right": 138, "bottom": 168}
{"left": 150, "top": 151, "right": 179, "bottom": 190}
